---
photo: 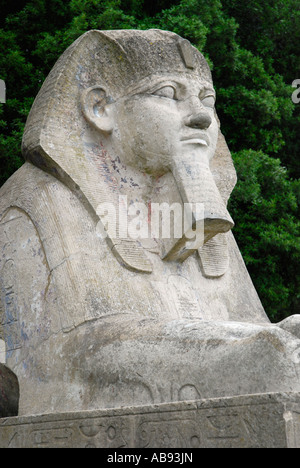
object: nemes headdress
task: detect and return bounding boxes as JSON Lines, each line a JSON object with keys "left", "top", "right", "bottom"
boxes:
{"left": 73, "top": 29, "right": 212, "bottom": 97}
{"left": 22, "top": 29, "right": 236, "bottom": 274}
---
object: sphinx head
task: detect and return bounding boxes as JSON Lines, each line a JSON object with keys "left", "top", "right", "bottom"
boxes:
{"left": 22, "top": 29, "right": 236, "bottom": 270}
{"left": 80, "top": 32, "right": 219, "bottom": 177}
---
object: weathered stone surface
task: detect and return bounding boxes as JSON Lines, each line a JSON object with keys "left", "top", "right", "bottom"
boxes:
{"left": 278, "top": 315, "right": 300, "bottom": 340}
{"left": 0, "top": 29, "right": 300, "bottom": 420}
{"left": 0, "top": 364, "right": 19, "bottom": 417}
{"left": 0, "top": 340, "right": 5, "bottom": 364}
{"left": 1, "top": 393, "right": 300, "bottom": 448}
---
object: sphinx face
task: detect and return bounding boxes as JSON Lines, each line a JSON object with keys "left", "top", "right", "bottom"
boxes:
{"left": 110, "top": 74, "right": 219, "bottom": 177}
{"left": 106, "top": 73, "right": 233, "bottom": 261}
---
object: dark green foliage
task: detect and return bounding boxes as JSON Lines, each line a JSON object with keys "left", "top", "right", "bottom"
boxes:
{"left": 228, "top": 150, "right": 300, "bottom": 320}
{"left": 0, "top": 0, "right": 299, "bottom": 321}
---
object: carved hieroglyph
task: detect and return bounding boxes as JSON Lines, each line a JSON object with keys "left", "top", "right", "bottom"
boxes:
{"left": 1, "top": 29, "right": 300, "bottom": 417}
{"left": 1, "top": 393, "right": 300, "bottom": 448}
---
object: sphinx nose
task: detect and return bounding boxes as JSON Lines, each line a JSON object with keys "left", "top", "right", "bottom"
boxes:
{"left": 183, "top": 95, "right": 212, "bottom": 130}
{"left": 184, "top": 111, "right": 212, "bottom": 130}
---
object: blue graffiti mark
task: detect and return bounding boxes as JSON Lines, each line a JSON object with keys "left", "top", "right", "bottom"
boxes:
{"left": 4, "top": 291, "right": 16, "bottom": 323}
{"left": 21, "top": 327, "right": 29, "bottom": 342}
{"left": 5, "top": 335, "right": 14, "bottom": 355}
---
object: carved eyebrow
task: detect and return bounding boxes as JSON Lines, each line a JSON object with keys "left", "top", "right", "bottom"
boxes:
{"left": 200, "top": 86, "right": 216, "bottom": 98}
{"left": 133, "top": 80, "right": 176, "bottom": 95}
{"left": 123, "top": 77, "right": 216, "bottom": 99}
{"left": 140, "top": 82, "right": 216, "bottom": 98}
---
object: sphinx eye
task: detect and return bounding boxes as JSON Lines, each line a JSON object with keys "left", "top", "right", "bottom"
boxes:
{"left": 201, "top": 94, "right": 215, "bottom": 108}
{"left": 152, "top": 86, "right": 176, "bottom": 99}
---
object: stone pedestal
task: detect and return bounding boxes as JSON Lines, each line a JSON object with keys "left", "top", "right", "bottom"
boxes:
{"left": 1, "top": 392, "right": 300, "bottom": 448}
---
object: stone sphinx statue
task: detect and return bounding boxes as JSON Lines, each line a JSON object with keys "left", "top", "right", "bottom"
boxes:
{"left": 1, "top": 29, "right": 300, "bottom": 416}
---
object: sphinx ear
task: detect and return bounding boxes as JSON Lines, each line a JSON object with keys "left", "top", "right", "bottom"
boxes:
{"left": 81, "top": 86, "right": 115, "bottom": 134}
